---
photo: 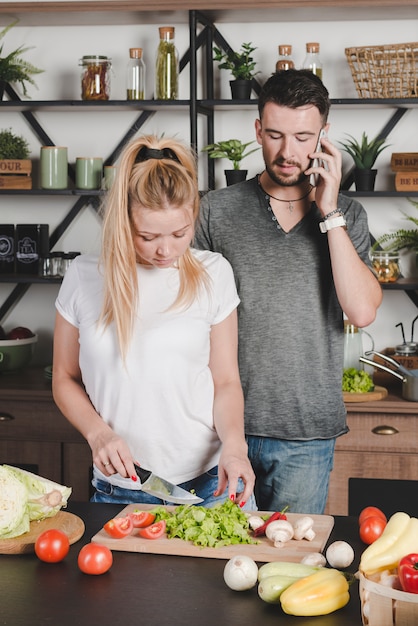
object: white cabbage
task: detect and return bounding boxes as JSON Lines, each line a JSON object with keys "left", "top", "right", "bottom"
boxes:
{"left": 0, "top": 465, "right": 72, "bottom": 539}
{"left": 0, "top": 465, "right": 30, "bottom": 538}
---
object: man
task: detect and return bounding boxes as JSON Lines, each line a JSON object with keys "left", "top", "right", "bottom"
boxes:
{"left": 194, "top": 69, "right": 382, "bottom": 514}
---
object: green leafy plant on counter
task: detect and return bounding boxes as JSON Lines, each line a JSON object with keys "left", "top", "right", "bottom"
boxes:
{"left": 213, "top": 42, "right": 260, "bottom": 81}
{"left": 202, "top": 139, "right": 260, "bottom": 171}
{"left": 371, "top": 199, "right": 418, "bottom": 254}
{"left": 0, "top": 20, "right": 44, "bottom": 97}
{"left": 339, "top": 132, "right": 390, "bottom": 169}
{"left": 0, "top": 128, "right": 30, "bottom": 159}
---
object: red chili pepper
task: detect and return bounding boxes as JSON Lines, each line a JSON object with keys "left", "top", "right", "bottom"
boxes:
{"left": 253, "top": 506, "right": 289, "bottom": 537}
{"left": 399, "top": 554, "right": 418, "bottom": 593}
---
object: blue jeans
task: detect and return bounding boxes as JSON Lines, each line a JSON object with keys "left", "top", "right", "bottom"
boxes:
{"left": 91, "top": 466, "right": 257, "bottom": 511}
{"left": 246, "top": 436, "right": 335, "bottom": 514}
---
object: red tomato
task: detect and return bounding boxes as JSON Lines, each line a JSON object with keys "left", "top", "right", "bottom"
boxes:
{"left": 359, "top": 515, "right": 387, "bottom": 545}
{"left": 138, "top": 519, "right": 166, "bottom": 539}
{"left": 358, "top": 506, "right": 387, "bottom": 526}
{"left": 78, "top": 543, "right": 113, "bottom": 575}
{"left": 129, "top": 510, "right": 156, "bottom": 529}
{"left": 103, "top": 515, "right": 134, "bottom": 538}
{"left": 35, "top": 529, "right": 70, "bottom": 563}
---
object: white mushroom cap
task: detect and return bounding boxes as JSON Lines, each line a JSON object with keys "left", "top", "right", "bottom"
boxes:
{"left": 265, "top": 519, "right": 294, "bottom": 546}
{"left": 293, "top": 516, "right": 316, "bottom": 541}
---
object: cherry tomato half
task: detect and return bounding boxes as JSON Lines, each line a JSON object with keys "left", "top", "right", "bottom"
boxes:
{"left": 78, "top": 543, "right": 113, "bottom": 575}
{"left": 35, "top": 529, "right": 70, "bottom": 563}
{"left": 358, "top": 506, "right": 387, "bottom": 526}
{"left": 359, "top": 515, "right": 387, "bottom": 545}
{"left": 138, "top": 519, "right": 166, "bottom": 539}
{"left": 103, "top": 515, "right": 134, "bottom": 539}
{"left": 129, "top": 510, "right": 156, "bottom": 529}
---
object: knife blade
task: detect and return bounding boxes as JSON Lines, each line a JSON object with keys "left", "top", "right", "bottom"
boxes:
{"left": 134, "top": 465, "right": 203, "bottom": 505}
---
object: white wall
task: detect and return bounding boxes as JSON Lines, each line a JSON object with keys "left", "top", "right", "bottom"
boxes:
{"left": 1, "top": 13, "right": 418, "bottom": 365}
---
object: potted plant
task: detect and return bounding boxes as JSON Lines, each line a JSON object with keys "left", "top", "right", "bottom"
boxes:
{"left": 0, "top": 128, "right": 32, "bottom": 189}
{"left": 371, "top": 199, "right": 418, "bottom": 277}
{"left": 0, "top": 20, "right": 44, "bottom": 99}
{"left": 202, "top": 139, "right": 260, "bottom": 186}
{"left": 213, "top": 42, "right": 259, "bottom": 99}
{"left": 339, "top": 131, "right": 390, "bottom": 191}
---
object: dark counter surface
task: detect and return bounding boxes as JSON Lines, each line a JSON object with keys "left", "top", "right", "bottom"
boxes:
{"left": 0, "top": 501, "right": 365, "bottom": 626}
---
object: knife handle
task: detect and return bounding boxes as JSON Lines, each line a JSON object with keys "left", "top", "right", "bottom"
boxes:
{"left": 134, "top": 465, "right": 152, "bottom": 483}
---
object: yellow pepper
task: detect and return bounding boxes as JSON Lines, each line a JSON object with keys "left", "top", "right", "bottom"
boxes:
{"left": 280, "top": 568, "right": 350, "bottom": 616}
{"left": 360, "top": 513, "right": 418, "bottom": 576}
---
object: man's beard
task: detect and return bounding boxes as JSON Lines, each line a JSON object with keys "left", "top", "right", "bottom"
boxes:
{"left": 265, "top": 162, "right": 309, "bottom": 188}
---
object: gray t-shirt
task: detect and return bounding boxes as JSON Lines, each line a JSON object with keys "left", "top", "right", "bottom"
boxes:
{"left": 195, "top": 176, "right": 372, "bottom": 441}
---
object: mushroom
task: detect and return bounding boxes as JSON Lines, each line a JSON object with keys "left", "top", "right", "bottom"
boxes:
{"left": 325, "top": 540, "right": 354, "bottom": 568}
{"left": 265, "top": 519, "right": 294, "bottom": 547}
{"left": 293, "top": 516, "right": 316, "bottom": 541}
{"left": 247, "top": 515, "right": 265, "bottom": 531}
{"left": 301, "top": 552, "right": 326, "bottom": 567}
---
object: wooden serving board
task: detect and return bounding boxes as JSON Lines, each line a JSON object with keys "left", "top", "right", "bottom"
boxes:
{"left": 343, "top": 385, "right": 388, "bottom": 403}
{"left": 0, "top": 511, "right": 85, "bottom": 555}
{"left": 91, "top": 504, "right": 334, "bottom": 563}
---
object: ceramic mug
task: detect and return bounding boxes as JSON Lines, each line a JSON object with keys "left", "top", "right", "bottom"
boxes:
{"left": 76, "top": 157, "right": 103, "bottom": 190}
{"left": 40, "top": 146, "right": 68, "bottom": 190}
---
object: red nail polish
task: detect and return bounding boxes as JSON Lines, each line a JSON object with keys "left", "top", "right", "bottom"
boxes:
{"left": 240, "top": 501, "right": 246, "bottom": 508}
{"left": 131, "top": 475, "right": 138, "bottom": 482}
{"left": 230, "top": 494, "right": 235, "bottom": 502}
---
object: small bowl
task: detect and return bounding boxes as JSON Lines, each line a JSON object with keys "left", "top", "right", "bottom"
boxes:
{"left": 0, "top": 335, "right": 38, "bottom": 372}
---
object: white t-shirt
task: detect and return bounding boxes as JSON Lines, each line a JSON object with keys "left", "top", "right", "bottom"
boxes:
{"left": 55, "top": 249, "right": 240, "bottom": 488}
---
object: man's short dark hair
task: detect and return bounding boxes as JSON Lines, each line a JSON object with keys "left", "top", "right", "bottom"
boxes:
{"left": 258, "top": 69, "right": 331, "bottom": 124}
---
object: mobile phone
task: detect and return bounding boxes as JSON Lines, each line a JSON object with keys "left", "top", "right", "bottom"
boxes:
{"left": 309, "top": 129, "right": 327, "bottom": 187}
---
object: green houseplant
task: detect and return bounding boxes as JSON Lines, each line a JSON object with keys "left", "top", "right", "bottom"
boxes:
{"left": 371, "top": 199, "right": 418, "bottom": 278}
{"left": 0, "top": 20, "right": 44, "bottom": 98}
{"left": 202, "top": 139, "right": 259, "bottom": 186}
{"left": 213, "top": 42, "right": 259, "bottom": 99}
{"left": 0, "top": 128, "right": 30, "bottom": 159}
{"left": 0, "top": 128, "right": 32, "bottom": 189}
{"left": 339, "top": 132, "right": 390, "bottom": 191}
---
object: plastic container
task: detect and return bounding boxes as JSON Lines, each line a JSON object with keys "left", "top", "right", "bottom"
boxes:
{"left": 80, "top": 55, "right": 112, "bottom": 101}
{"left": 127, "top": 48, "right": 146, "bottom": 100}
{"left": 276, "top": 45, "right": 295, "bottom": 71}
{"left": 302, "top": 42, "right": 323, "bottom": 79}
{"left": 155, "top": 26, "right": 179, "bottom": 100}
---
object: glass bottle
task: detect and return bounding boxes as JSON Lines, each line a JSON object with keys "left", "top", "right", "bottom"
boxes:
{"left": 155, "top": 26, "right": 179, "bottom": 100}
{"left": 127, "top": 48, "right": 146, "bottom": 100}
{"left": 79, "top": 55, "right": 112, "bottom": 101}
{"left": 276, "top": 45, "right": 295, "bottom": 71}
{"left": 303, "top": 42, "right": 323, "bottom": 80}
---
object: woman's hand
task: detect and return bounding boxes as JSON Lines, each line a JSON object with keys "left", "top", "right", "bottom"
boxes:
{"left": 216, "top": 445, "right": 255, "bottom": 507}
{"left": 89, "top": 424, "right": 137, "bottom": 481}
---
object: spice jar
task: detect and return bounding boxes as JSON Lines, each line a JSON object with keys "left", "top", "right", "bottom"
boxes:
{"left": 276, "top": 45, "right": 295, "bottom": 71}
{"left": 302, "top": 43, "right": 323, "bottom": 80}
{"left": 80, "top": 55, "right": 112, "bottom": 101}
{"left": 370, "top": 250, "right": 401, "bottom": 283}
{"left": 155, "top": 26, "right": 179, "bottom": 100}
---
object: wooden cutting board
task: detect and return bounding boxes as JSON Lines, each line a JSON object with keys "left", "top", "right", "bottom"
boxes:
{"left": 0, "top": 511, "right": 85, "bottom": 555}
{"left": 343, "top": 385, "right": 388, "bottom": 403}
{"left": 91, "top": 504, "right": 334, "bottom": 563}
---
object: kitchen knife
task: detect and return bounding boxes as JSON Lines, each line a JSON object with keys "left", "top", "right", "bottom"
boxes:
{"left": 134, "top": 465, "right": 203, "bottom": 505}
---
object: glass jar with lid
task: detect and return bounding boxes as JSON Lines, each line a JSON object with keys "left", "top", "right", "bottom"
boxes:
{"left": 370, "top": 249, "right": 401, "bottom": 283}
{"left": 80, "top": 55, "right": 112, "bottom": 101}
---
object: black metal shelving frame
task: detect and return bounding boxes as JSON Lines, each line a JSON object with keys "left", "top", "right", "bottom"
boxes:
{"left": 1, "top": 9, "right": 418, "bottom": 319}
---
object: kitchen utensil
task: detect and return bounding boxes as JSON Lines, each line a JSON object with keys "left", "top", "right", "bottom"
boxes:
{"left": 92, "top": 503, "right": 334, "bottom": 563}
{"left": 359, "top": 351, "right": 418, "bottom": 402}
{"left": 343, "top": 321, "right": 374, "bottom": 369}
{"left": 134, "top": 465, "right": 203, "bottom": 504}
{"left": 0, "top": 511, "right": 85, "bottom": 555}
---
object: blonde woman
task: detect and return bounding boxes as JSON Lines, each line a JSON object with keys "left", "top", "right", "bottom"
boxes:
{"left": 52, "top": 135, "right": 255, "bottom": 508}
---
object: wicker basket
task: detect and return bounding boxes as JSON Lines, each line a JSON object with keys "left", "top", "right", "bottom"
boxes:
{"left": 359, "top": 572, "right": 418, "bottom": 625}
{"left": 345, "top": 42, "right": 418, "bottom": 98}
